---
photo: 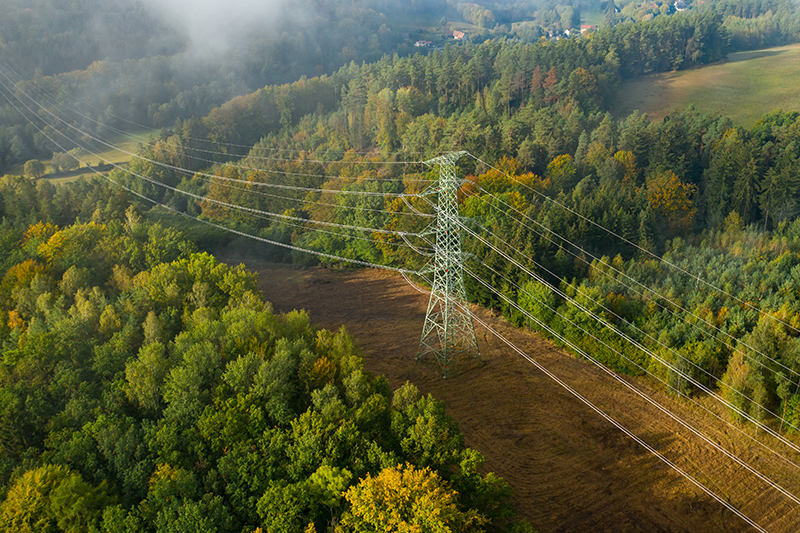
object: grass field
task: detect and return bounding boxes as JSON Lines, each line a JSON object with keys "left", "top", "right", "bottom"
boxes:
{"left": 6, "top": 128, "right": 159, "bottom": 183}
{"left": 86, "top": 129, "right": 158, "bottom": 166}
{"left": 613, "top": 43, "right": 800, "bottom": 127}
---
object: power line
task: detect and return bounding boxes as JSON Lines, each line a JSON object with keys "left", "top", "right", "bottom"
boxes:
{"left": 453, "top": 183, "right": 800, "bottom": 439}
{"left": 0, "top": 66, "right": 426, "bottom": 198}
{"left": 465, "top": 181, "right": 800, "bottom": 394}
{"left": 474, "top": 182, "right": 796, "bottom": 375}
{"left": 162, "top": 157, "right": 434, "bottom": 219}
{"left": 0, "top": 77, "right": 426, "bottom": 268}
{"left": 469, "top": 241, "right": 800, "bottom": 475}
{"left": 139, "top": 186, "right": 419, "bottom": 273}
{"left": 467, "top": 152, "right": 800, "bottom": 338}
{"left": 419, "top": 188, "right": 800, "bottom": 488}
{"left": 0, "top": 65, "right": 441, "bottom": 267}
{"left": 1, "top": 69, "right": 430, "bottom": 178}
{"left": 0, "top": 74, "right": 429, "bottom": 242}
{"left": 0, "top": 78, "right": 419, "bottom": 274}
{"left": 457, "top": 212, "right": 800, "bottom": 443}
{"left": 217, "top": 207, "right": 420, "bottom": 251}
{"left": 0, "top": 57, "right": 433, "bottom": 162}
{"left": 411, "top": 270, "right": 772, "bottom": 533}
{"left": 462, "top": 266, "right": 790, "bottom": 531}
{"left": 459, "top": 185, "right": 800, "bottom": 417}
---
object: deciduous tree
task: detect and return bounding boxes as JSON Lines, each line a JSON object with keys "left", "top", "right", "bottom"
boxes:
{"left": 339, "top": 463, "right": 487, "bottom": 532}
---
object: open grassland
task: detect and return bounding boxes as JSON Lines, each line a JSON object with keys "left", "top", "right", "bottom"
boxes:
{"left": 447, "top": 21, "right": 487, "bottom": 35}
{"left": 42, "top": 128, "right": 159, "bottom": 184}
{"left": 614, "top": 43, "right": 800, "bottom": 127}
{"left": 77, "top": 128, "right": 159, "bottom": 167}
{"left": 8, "top": 128, "right": 158, "bottom": 180}
{"left": 581, "top": 9, "right": 605, "bottom": 26}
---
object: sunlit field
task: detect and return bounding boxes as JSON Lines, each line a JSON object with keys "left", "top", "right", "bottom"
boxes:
{"left": 614, "top": 42, "right": 800, "bottom": 127}
{"left": 42, "top": 128, "right": 159, "bottom": 183}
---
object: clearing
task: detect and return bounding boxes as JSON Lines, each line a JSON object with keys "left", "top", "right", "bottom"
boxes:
{"left": 613, "top": 43, "right": 800, "bottom": 127}
{"left": 78, "top": 128, "right": 158, "bottom": 167}
{"left": 10, "top": 128, "right": 159, "bottom": 183}
{"left": 218, "top": 254, "right": 800, "bottom": 533}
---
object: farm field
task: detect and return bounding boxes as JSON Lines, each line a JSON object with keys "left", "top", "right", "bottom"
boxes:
{"left": 218, "top": 251, "right": 800, "bottom": 533}
{"left": 613, "top": 43, "right": 800, "bottom": 127}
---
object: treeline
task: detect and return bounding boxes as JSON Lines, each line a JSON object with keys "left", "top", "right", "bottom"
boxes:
{"left": 0, "top": 175, "right": 532, "bottom": 532}
{"left": 708, "top": 0, "right": 800, "bottom": 50}
{"left": 161, "top": 12, "right": 731, "bottom": 157}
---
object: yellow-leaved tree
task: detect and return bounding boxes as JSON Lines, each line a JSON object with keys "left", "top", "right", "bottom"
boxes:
{"left": 338, "top": 463, "right": 487, "bottom": 532}
{"left": 646, "top": 170, "right": 697, "bottom": 237}
{"left": 0, "top": 464, "right": 113, "bottom": 533}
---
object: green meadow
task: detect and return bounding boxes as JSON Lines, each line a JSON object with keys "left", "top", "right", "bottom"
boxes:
{"left": 83, "top": 129, "right": 158, "bottom": 167}
{"left": 7, "top": 128, "right": 159, "bottom": 183}
{"left": 613, "top": 43, "right": 800, "bottom": 127}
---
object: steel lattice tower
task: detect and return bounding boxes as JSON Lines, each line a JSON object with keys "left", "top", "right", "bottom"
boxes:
{"left": 417, "top": 151, "right": 481, "bottom": 377}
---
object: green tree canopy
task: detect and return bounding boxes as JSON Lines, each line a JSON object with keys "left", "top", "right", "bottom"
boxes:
{"left": 23, "top": 160, "right": 45, "bottom": 179}
{"left": 0, "top": 464, "right": 113, "bottom": 533}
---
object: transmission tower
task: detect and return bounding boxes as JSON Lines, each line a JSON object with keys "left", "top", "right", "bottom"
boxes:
{"left": 417, "top": 151, "right": 481, "bottom": 377}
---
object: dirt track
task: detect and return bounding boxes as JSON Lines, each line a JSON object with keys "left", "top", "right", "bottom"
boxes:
{"left": 222, "top": 256, "right": 800, "bottom": 533}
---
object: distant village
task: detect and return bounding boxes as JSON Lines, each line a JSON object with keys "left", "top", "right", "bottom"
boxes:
{"left": 413, "top": 0, "right": 689, "bottom": 48}
{"left": 414, "top": 25, "right": 598, "bottom": 48}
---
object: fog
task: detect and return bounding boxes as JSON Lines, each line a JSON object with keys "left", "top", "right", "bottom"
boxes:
{"left": 138, "top": 0, "right": 293, "bottom": 59}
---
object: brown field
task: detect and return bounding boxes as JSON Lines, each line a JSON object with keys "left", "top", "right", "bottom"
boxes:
{"left": 220, "top": 254, "right": 800, "bottom": 532}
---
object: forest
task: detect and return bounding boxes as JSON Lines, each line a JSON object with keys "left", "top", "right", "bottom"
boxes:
{"left": 0, "top": 176, "right": 533, "bottom": 531}
{"left": 2, "top": 0, "right": 799, "bottom": 171}
{"left": 99, "top": 0, "right": 800, "bottom": 431}
{"left": 3, "top": 0, "right": 800, "bottom": 530}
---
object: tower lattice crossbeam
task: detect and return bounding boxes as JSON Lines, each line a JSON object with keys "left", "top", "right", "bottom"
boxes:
{"left": 417, "top": 151, "right": 480, "bottom": 377}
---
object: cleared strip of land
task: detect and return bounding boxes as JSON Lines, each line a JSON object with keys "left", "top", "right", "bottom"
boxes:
{"left": 614, "top": 43, "right": 800, "bottom": 127}
{"left": 220, "top": 252, "right": 800, "bottom": 533}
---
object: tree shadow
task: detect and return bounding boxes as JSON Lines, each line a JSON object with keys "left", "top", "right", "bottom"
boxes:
{"left": 726, "top": 48, "right": 786, "bottom": 64}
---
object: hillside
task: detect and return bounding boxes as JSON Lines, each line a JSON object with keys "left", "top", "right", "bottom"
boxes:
{"left": 5, "top": 0, "right": 800, "bottom": 530}
{"left": 613, "top": 43, "right": 800, "bottom": 126}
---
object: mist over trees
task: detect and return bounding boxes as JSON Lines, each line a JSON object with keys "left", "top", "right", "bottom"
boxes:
{"left": 3, "top": 0, "right": 799, "bottom": 172}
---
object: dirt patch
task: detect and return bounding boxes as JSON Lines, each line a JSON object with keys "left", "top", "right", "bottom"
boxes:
{"left": 222, "top": 255, "right": 800, "bottom": 532}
